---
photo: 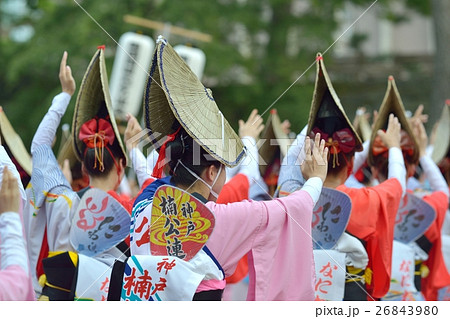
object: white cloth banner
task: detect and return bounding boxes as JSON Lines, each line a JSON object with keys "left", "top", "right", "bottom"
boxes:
{"left": 384, "top": 240, "right": 417, "bottom": 300}
{"left": 313, "top": 250, "right": 346, "bottom": 301}
{"left": 120, "top": 255, "right": 206, "bottom": 301}
{"left": 75, "top": 254, "right": 112, "bottom": 301}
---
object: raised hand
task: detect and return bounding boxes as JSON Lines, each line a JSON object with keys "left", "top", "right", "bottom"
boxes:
{"left": 238, "top": 109, "right": 265, "bottom": 140}
{"left": 410, "top": 104, "right": 428, "bottom": 125}
{"left": 59, "top": 51, "right": 76, "bottom": 96}
{"left": 301, "top": 133, "right": 328, "bottom": 182}
{"left": 377, "top": 113, "right": 401, "bottom": 149}
{"left": 412, "top": 118, "right": 428, "bottom": 158}
{"left": 124, "top": 113, "right": 144, "bottom": 151}
{"left": 0, "top": 167, "right": 20, "bottom": 214}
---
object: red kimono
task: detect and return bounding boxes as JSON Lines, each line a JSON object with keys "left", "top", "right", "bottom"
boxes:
{"left": 420, "top": 191, "right": 450, "bottom": 300}
{"left": 337, "top": 178, "right": 403, "bottom": 299}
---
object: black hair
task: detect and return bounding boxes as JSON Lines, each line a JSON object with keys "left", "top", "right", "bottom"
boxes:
{"left": 326, "top": 151, "right": 355, "bottom": 177}
{"left": 371, "top": 154, "right": 389, "bottom": 182}
{"left": 83, "top": 142, "right": 124, "bottom": 177}
{"left": 165, "top": 129, "right": 221, "bottom": 187}
{"left": 313, "top": 92, "right": 356, "bottom": 177}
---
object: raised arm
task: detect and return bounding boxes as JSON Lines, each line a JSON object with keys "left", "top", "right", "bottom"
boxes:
{"left": 0, "top": 167, "right": 34, "bottom": 300}
{"left": 277, "top": 124, "right": 308, "bottom": 188}
{"left": 226, "top": 109, "right": 264, "bottom": 184}
{"left": 413, "top": 118, "right": 449, "bottom": 197}
{"left": 377, "top": 114, "right": 406, "bottom": 196}
{"left": 31, "top": 51, "right": 75, "bottom": 153}
{"left": 124, "top": 113, "right": 153, "bottom": 187}
{"left": 0, "top": 140, "right": 26, "bottom": 205}
{"left": 300, "top": 132, "right": 328, "bottom": 205}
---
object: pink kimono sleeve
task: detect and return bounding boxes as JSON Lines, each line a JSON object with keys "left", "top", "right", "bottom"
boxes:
{"left": 0, "top": 265, "right": 35, "bottom": 300}
{"left": 206, "top": 189, "right": 315, "bottom": 300}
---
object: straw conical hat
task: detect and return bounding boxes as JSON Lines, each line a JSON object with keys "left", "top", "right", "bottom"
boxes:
{"left": 143, "top": 36, "right": 245, "bottom": 168}
{"left": 72, "top": 46, "right": 127, "bottom": 165}
{"left": 431, "top": 101, "right": 450, "bottom": 164}
{"left": 0, "top": 106, "right": 32, "bottom": 175}
{"left": 354, "top": 110, "right": 372, "bottom": 143}
{"left": 259, "top": 109, "right": 292, "bottom": 176}
{"left": 57, "top": 134, "right": 79, "bottom": 171}
{"left": 306, "top": 53, "right": 363, "bottom": 152}
{"left": 368, "top": 76, "right": 419, "bottom": 166}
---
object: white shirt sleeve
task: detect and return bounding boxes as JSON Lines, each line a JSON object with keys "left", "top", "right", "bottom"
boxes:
{"left": 426, "top": 145, "right": 434, "bottom": 158}
{"left": 129, "top": 148, "right": 151, "bottom": 188}
{"left": 0, "top": 212, "right": 28, "bottom": 273}
{"left": 420, "top": 155, "right": 450, "bottom": 197}
{"left": 31, "top": 92, "right": 71, "bottom": 153}
{"left": 234, "top": 136, "right": 260, "bottom": 186}
{"left": 352, "top": 140, "right": 370, "bottom": 173}
{"left": 226, "top": 136, "right": 261, "bottom": 185}
{"left": 278, "top": 125, "right": 308, "bottom": 187}
{"left": 388, "top": 147, "right": 406, "bottom": 197}
{"left": 146, "top": 148, "right": 160, "bottom": 178}
{"left": 0, "top": 146, "right": 26, "bottom": 209}
{"left": 300, "top": 176, "right": 323, "bottom": 206}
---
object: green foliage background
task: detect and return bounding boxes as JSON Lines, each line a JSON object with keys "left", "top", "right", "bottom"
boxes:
{"left": 0, "top": 0, "right": 434, "bottom": 153}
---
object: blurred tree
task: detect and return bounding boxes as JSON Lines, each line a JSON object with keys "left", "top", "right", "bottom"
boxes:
{"left": 429, "top": 0, "right": 450, "bottom": 128}
{"left": 0, "top": 0, "right": 447, "bottom": 151}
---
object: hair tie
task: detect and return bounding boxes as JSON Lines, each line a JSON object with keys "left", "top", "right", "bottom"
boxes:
{"left": 79, "top": 118, "right": 115, "bottom": 172}
{"left": 312, "top": 127, "right": 356, "bottom": 168}
{"left": 152, "top": 126, "right": 182, "bottom": 179}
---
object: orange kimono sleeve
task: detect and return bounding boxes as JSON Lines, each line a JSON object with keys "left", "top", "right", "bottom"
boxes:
{"left": 421, "top": 191, "right": 450, "bottom": 300}
{"left": 217, "top": 173, "right": 250, "bottom": 284}
{"left": 338, "top": 178, "right": 403, "bottom": 299}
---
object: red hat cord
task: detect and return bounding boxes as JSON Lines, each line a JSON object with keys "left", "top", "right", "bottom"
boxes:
{"left": 79, "top": 118, "right": 116, "bottom": 172}
{"left": 152, "top": 126, "right": 182, "bottom": 179}
{"left": 372, "top": 130, "right": 415, "bottom": 163}
{"left": 312, "top": 127, "right": 356, "bottom": 168}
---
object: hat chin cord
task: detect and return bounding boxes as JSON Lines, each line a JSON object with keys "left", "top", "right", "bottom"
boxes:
{"left": 175, "top": 160, "right": 222, "bottom": 200}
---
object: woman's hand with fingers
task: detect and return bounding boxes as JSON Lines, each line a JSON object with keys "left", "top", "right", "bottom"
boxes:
{"left": 301, "top": 133, "right": 328, "bottom": 182}
{"left": 238, "top": 109, "right": 264, "bottom": 140}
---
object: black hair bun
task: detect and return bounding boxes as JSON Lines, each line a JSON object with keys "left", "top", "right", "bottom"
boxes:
{"left": 166, "top": 139, "right": 184, "bottom": 162}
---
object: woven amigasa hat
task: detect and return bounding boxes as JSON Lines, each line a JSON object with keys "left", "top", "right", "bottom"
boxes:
{"left": 57, "top": 133, "right": 80, "bottom": 172}
{"left": 368, "top": 75, "right": 419, "bottom": 167}
{"left": 259, "top": 109, "right": 292, "bottom": 177}
{"left": 0, "top": 106, "right": 32, "bottom": 176}
{"left": 143, "top": 36, "right": 245, "bottom": 172}
{"left": 431, "top": 100, "right": 450, "bottom": 164}
{"left": 306, "top": 53, "right": 363, "bottom": 168}
{"left": 354, "top": 110, "right": 372, "bottom": 142}
{"left": 72, "top": 46, "right": 127, "bottom": 166}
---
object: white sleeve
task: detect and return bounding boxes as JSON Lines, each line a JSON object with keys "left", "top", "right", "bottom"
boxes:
{"left": 0, "top": 146, "right": 26, "bottom": 209}
{"left": 426, "top": 145, "right": 434, "bottom": 158}
{"left": 388, "top": 147, "right": 406, "bottom": 197}
{"left": 129, "top": 148, "right": 151, "bottom": 188}
{"left": 420, "top": 155, "right": 450, "bottom": 197}
{"left": 352, "top": 140, "right": 370, "bottom": 173}
{"left": 0, "top": 213, "right": 28, "bottom": 273}
{"left": 146, "top": 148, "right": 159, "bottom": 178}
{"left": 278, "top": 125, "right": 308, "bottom": 187}
{"left": 44, "top": 187, "right": 79, "bottom": 253}
{"left": 234, "top": 136, "right": 260, "bottom": 186}
{"left": 31, "top": 92, "right": 71, "bottom": 153}
{"left": 300, "top": 177, "right": 323, "bottom": 206}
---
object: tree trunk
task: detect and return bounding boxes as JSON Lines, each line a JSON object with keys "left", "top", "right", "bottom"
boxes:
{"left": 430, "top": 0, "right": 450, "bottom": 130}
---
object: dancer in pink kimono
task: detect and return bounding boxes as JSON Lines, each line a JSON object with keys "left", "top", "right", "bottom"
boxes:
{"left": 129, "top": 36, "right": 329, "bottom": 301}
{"left": 0, "top": 165, "right": 35, "bottom": 300}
